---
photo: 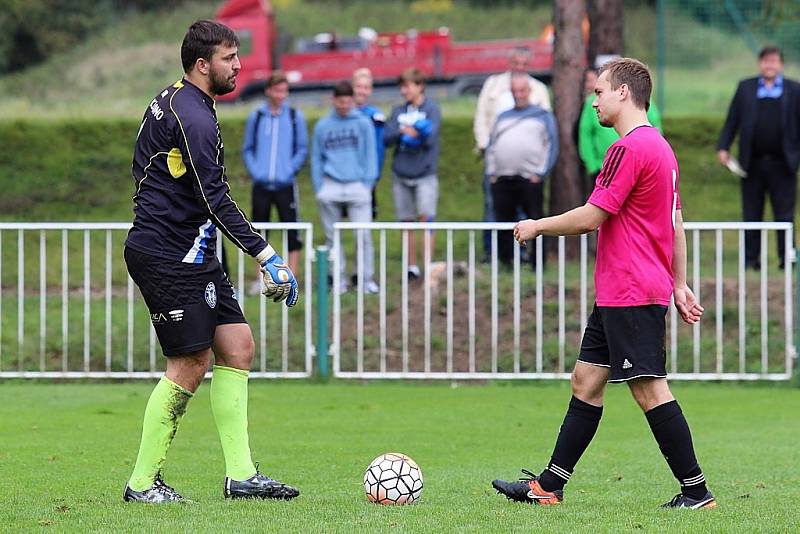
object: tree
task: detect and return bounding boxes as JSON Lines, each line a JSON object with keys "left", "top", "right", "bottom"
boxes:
{"left": 587, "top": 0, "right": 624, "bottom": 68}
{"left": 549, "top": 0, "right": 587, "bottom": 256}
{"left": 0, "top": 0, "right": 175, "bottom": 76}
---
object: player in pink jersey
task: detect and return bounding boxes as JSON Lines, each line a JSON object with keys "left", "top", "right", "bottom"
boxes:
{"left": 492, "top": 58, "right": 715, "bottom": 510}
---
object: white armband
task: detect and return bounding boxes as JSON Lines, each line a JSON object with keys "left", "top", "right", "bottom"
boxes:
{"left": 255, "top": 245, "right": 276, "bottom": 265}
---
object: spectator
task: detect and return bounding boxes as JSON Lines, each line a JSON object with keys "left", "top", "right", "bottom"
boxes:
{"left": 578, "top": 68, "right": 662, "bottom": 189}
{"left": 583, "top": 67, "right": 598, "bottom": 98}
{"left": 352, "top": 68, "right": 387, "bottom": 219}
{"left": 384, "top": 68, "right": 441, "bottom": 280}
{"left": 717, "top": 46, "right": 800, "bottom": 270}
{"left": 576, "top": 68, "right": 598, "bottom": 198}
{"left": 486, "top": 73, "right": 558, "bottom": 268}
{"left": 242, "top": 71, "right": 307, "bottom": 293}
{"left": 474, "top": 47, "right": 551, "bottom": 262}
{"left": 312, "top": 81, "right": 379, "bottom": 294}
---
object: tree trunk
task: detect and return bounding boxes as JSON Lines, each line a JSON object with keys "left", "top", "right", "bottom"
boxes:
{"left": 550, "top": 0, "right": 587, "bottom": 259}
{"left": 588, "top": 0, "right": 624, "bottom": 68}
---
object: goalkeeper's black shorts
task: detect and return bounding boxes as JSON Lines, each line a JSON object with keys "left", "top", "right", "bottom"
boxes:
{"left": 124, "top": 247, "right": 246, "bottom": 357}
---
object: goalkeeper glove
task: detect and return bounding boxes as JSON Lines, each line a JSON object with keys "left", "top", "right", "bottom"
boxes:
{"left": 255, "top": 245, "right": 299, "bottom": 307}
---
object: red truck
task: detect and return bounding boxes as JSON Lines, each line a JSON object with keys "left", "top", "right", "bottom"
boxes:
{"left": 215, "top": 0, "right": 555, "bottom": 101}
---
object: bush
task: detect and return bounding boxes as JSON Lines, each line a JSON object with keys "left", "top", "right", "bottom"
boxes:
{"left": 0, "top": 0, "right": 185, "bottom": 75}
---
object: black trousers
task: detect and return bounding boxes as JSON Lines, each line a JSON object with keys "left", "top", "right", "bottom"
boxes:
{"left": 491, "top": 176, "right": 544, "bottom": 266}
{"left": 252, "top": 183, "right": 302, "bottom": 251}
{"left": 742, "top": 158, "right": 797, "bottom": 266}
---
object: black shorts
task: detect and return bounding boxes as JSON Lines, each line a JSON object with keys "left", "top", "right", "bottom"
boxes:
{"left": 578, "top": 304, "right": 668, "bottom": 383}
{"left": 124, "top": 247, "right": 246, "bottom": 357}
{"left": 252, "top": 183, "right": 302, "bottom": 251}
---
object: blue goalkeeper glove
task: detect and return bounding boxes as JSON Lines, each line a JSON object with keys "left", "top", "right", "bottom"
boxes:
{"left": 256, "top": 245, "right": 299, "bottom": 307}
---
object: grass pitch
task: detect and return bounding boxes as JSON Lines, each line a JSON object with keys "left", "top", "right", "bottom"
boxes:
{"left": 1, "top": 381, "right": 798, "bottom": 532}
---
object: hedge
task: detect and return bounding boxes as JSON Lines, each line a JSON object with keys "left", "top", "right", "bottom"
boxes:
{"left": 0, "top": 116, "right": 734, "bottom": 226}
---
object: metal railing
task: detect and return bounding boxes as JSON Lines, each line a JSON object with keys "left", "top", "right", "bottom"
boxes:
{"left": 1, "top": 221, "right": 795, "bottom": 381}
{"left": 0, "top": 222, "right": 313, "bottom": 378}
{"left": 331, "top": 221, "right": 796, "bottom": 381}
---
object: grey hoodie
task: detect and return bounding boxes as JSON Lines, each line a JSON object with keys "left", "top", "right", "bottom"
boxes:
{"left": 384, "top": 97, "right": 441, "bottom": 178}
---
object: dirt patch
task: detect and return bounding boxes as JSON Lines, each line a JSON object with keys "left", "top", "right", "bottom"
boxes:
{"left": 337, "top": 272, "right": 793, "bottom": 374}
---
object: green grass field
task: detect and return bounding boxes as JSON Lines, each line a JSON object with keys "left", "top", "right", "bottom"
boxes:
{"left": 1, "top": 381, "right": 798, "bottom": 531}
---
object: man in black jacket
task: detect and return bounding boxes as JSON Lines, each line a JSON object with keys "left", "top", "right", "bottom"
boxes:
{"left": 123, "top": 20, "right": 300, "bottom": 504}
{"left": 717, "top": 46, "right": 800, "bottom": 270}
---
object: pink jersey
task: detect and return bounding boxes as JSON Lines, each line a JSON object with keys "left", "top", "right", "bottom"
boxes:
{"left": 588, "top": 125, "right": 681, "bottom": 306}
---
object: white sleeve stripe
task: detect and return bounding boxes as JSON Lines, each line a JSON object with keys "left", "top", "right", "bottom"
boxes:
{"left": 170, "top": 89, "right": 262, "bottom": 256}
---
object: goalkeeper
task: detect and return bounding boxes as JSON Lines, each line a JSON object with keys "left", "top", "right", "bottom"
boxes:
{"left": 122, "top": 20, "right": 299, "bottom": 503}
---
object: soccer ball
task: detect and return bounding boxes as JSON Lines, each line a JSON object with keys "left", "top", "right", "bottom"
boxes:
{"left": 363, "top": 452, "right": 423, "bottom": 505}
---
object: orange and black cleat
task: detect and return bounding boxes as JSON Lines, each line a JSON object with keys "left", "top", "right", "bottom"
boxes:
{"left": 492, "top": 469, "right": 563, "bottom": 505}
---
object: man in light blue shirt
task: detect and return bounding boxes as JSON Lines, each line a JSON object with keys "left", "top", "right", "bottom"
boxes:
{"left": 312, "top": 81, "right": 379, "bottom": 294}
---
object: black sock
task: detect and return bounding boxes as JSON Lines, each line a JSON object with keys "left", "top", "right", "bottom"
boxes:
{"left": 538, "top": 396, "right": 603, "bottom": 492}
{"left": 645, "top": 400, "right": 708, "bottom": 500}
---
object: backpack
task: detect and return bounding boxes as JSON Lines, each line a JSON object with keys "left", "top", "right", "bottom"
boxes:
{"left": 250, "top": 105, "right": 298, "bottom": 156}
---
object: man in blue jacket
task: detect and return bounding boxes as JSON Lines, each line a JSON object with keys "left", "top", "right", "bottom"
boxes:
{"left": 243, "top": 71, "right": 308, "bottom": 289}
{"left": 312, "top": 81, "right": 379, "bottom": 294}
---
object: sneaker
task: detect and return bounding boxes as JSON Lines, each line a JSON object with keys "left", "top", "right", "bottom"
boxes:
{"left": 224, "top": 468, "right": 300, "bottom": 500}
{"left": 492, "top": 469, "right": 563, "bottom": 505}
{"left": 407, "top": 265, "right": 421, "bottom": 281}
{"left": 364, "top": 280, "right": 380, "bottom": 294}
{"left": 123, "top": 474, "right": 185, "bottom": 503}
{"left": 661, "top": 491, "right": 716, "bottom": 509}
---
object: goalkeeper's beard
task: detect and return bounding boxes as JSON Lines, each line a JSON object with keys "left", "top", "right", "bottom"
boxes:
{"left": 209, "top": 66, "right": 237, "bottom": 96}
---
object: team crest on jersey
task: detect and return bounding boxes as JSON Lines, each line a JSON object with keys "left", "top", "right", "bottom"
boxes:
{"left": 205, "top": 282, "right": 217, "bottom": 308}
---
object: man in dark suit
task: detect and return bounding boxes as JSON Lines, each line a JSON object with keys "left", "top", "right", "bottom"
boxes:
{"left": 717, "top": 46, "right": 800, "bottom": 270}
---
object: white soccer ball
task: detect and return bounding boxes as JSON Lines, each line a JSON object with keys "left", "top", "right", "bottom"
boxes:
{"left": 363, "top": 452, "right": 423, "bottom": 505}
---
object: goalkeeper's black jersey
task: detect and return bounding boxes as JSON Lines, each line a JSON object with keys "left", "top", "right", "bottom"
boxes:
{"left": 125, "top": 78, "right": 266, "bottom": 263}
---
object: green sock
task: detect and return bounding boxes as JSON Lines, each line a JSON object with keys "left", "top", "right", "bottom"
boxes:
{"left": 210, "top": 365, "right": 257, "bottom": 481}
{"left": 128, "top": 376, "right": 193, "bottom": 491}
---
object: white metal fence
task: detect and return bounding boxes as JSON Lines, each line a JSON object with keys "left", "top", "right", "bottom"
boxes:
{"left": 332, "top": 221, "right": 796, "bottom": 381}
{"left": 1, "top": 221, "right": 795, "bottom": 381}
{"left": 0, "top": 222, "right": 313, "bottom": 378}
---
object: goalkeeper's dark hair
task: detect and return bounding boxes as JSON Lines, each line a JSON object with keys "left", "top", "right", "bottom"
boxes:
{"left": 181, "top": 20, "right": 240, "bottom": 73}
{"left": 599, "top": 57, "right": 652, "bottom": 112}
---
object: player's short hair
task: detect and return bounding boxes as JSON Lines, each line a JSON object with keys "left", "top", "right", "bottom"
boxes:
{"left": 181, "top": 20, "right": 240, "bottom": 73}
{"left": 399, "top": 67, "right": 425, "bottom": 87}
{"left": 333, "top": 80, "right": 354, "bottom": 97}
{"left": 266, "top": 70, "right": 289, "bottom": 88}
{"left": 759, "top": 46, "right": 784, "bottom": 62}
{"left": 353, "top": 67, "right": 373, "bottom": 83}
{"left": 599, "top": 57, "right": 652, "bottom": 112}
